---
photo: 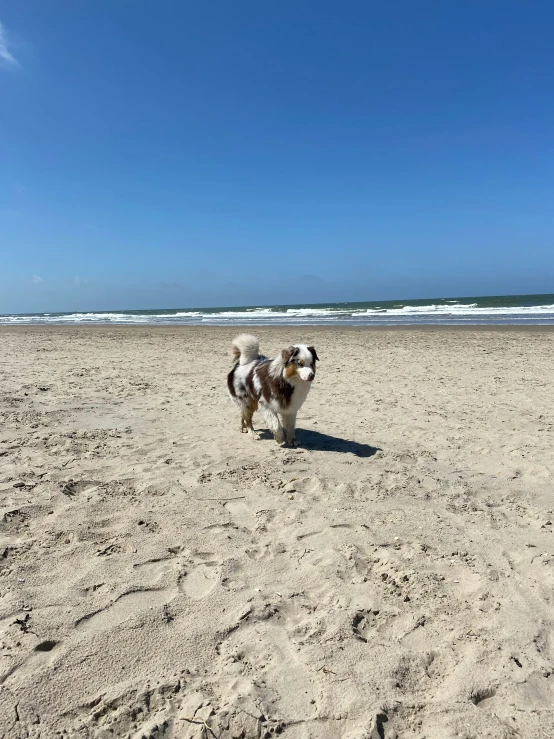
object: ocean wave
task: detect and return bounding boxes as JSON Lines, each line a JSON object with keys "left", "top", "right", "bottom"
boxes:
{"left": 2, "top": 301, "right": 554, "bottom": 325}
{"left": 361, "top": 303, "right": 554, "bottom": 316}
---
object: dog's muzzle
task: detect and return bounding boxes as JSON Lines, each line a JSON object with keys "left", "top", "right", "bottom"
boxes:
{"left": 298, "top": 366, "right": 315, "bottom": 382}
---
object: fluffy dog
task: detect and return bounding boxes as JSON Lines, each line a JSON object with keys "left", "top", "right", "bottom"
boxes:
{"left": 227, "top": 334, "right": 319, "bottom": 446}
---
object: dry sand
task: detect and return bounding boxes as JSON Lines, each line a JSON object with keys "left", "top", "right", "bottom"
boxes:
{"left": 1, "top": 325, "right": 553, "bottom": 739}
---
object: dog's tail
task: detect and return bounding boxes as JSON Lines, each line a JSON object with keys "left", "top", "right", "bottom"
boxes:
{"left": 231, "top": 334, "right": 260, "bottom": 365}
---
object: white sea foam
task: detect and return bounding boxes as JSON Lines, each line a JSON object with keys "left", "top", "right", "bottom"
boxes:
{"left": 359, "top": 303, "right": 554, "bottom": 316}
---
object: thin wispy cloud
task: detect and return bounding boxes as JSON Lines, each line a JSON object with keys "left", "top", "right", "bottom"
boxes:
{"left": 73, "top": 276, "right": 89, "bottom": 286}
{"left": 32, "top": 275, "right": 44, "bottom": 284}
{"left": 0, "top": 21, "right": 18, "bottom": 67}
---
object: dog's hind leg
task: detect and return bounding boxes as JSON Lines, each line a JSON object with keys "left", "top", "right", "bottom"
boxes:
{"left": 244, "top": 401, "right": 260, "bottom": 439}
{"left": 264, "top": 408, "right": 284, "bottom": 445}
{"left": 234, "top": 399, "right": 250, "bottom": 434}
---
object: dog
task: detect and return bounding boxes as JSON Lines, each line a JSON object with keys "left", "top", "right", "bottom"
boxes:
{"left": 227, "top": 334, "right": 319, "bottom": 446}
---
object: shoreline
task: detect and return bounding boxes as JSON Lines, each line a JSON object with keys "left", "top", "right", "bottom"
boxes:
{"left": 3, "top": 322, "right": 554, "bottom": 332}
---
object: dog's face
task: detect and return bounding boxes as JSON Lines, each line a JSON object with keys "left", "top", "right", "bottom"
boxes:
{"left": 282, "top": 344, "right": 319, "bottom": 382}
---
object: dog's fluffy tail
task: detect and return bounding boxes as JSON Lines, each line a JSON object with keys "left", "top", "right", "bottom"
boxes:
{"left": 231, "top": 334, "right": 260, "bottom": 365}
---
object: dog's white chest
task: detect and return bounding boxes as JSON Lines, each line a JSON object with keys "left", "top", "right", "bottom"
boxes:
{"left": 284, "top": 381, "right": 311, "bottom": 415}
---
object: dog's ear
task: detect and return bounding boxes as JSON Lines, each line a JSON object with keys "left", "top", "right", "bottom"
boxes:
{"left": 282, "top": 346, "right": 299, "bottom": 365}
{"left": 308, "top": 346, "right": 319, "bottom": 362}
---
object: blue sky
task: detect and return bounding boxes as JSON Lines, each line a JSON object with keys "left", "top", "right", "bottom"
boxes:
{"left": 1, "top": 1, "right": 553, "bottom": 313}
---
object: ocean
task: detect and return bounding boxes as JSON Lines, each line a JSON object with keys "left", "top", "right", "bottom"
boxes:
{"left": 2, "top": 294, "right": 554, "bottom": 326}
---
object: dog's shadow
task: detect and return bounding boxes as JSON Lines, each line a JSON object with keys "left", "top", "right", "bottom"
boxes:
{"left": 299, "top": 428, "right": 381, "bottom": 456}
{"left": 259, "top": 428, "right": 381, "bottom": 457}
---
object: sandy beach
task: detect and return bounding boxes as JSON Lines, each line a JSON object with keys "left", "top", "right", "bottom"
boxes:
{"left": 1, "top": 325, "right": 553, "bottom": 738}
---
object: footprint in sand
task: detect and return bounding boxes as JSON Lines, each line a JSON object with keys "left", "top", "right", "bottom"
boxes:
{"left": 132, "top": 557, "right": 176, "bottom": 585}
{"left": 179, "top": 555, "right": 220, "bottom": 600}
{"left": 76, "top": 589, "right": 175, "bottom": 633}
{"left": 2, "top": 638, "right": 62, "bottom": 686}
{"left": 352, "top": 609, "right": 383, "bottom": 642}
{"left": 61, "top": 480, "right": 101, "bottom": 498}
{"left": 225, "top": 499, "right": 257, "bottom": 531}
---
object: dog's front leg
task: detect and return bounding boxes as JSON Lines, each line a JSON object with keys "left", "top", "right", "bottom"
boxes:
{"left": 264, "top": 408, "right": 284, "bottom": 444}
{"left": 282, "top": 413, "right": 297, "bottom": 447}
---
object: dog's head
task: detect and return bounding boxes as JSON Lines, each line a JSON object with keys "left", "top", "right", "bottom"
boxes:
{"left": 282, "top": 344, "right": 319, "bottom": 382}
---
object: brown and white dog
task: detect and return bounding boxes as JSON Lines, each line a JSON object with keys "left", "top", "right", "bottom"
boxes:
{"left": 227, "top": 334, "right": 319, "bottom": 446}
